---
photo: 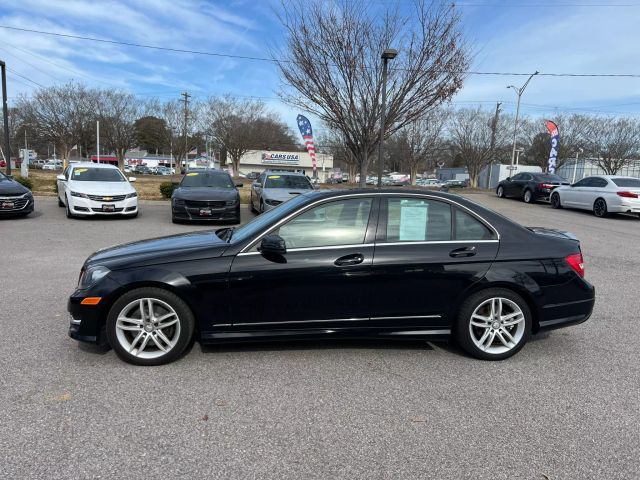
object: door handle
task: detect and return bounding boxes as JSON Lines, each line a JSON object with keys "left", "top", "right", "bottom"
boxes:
{"left": 334, "top": 253, "right": 364, "bottom": 266}
{"left": 449, "top": 246, "right": 476, "bottom": 258}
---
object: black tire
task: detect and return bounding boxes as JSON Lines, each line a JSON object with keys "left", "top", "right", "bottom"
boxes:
{"left": 550, "top": 192, "right": 562, "bottom": 209}
{"left": 58, "top": 197, "right": 65, "bottom": 207}
{"left": 259, "top": 199, "right": 265, "bottom": 214}
{"left": 106, "top": 287, "right": 196, "bottom": 366}
{"left": 250, "top": 195, "right": 257, "bottom": 213}
{"left": 455, "top": 288, "right": 532, "bottom": 361}
{"left": 523, "top": 189, "right": 534, "bottom": 204}
{"left": 172, "top": 216, "right": 181, "bottom": 224}
{"left": 65, "top": 200, "right": 74, "bottom": 219}
{"left": 496, "top": 185, "right": 505, "bottom": 198}
{"left": 593, "top": 198, "right": 609, "bottom": 218}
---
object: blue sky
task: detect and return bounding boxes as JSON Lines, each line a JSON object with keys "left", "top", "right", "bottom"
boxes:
{"left": 1, "top": 0, "right": 640, "bottom": 133}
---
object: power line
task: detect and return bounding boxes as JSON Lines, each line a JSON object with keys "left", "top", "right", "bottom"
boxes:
{"left": 6, "top": 68, "right": 45, "bottom": 88}
{"left": 2, "top": 24, "right": 640, "bottom": 78}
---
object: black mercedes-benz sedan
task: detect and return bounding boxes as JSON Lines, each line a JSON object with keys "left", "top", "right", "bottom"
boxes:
{"left": 0, "top": 172, "right": 34, "bottom": 217}
{"left": 496, "top": 172, "right": 570, "bottom": 203}
{"left": 171, "top": 170, "right": 242, "bottom": 223}
{"left": 68, "top": 189, "right": 595, "bottom": 365}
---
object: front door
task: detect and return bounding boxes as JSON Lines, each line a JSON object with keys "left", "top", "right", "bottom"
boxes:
{"left": 228, "top": 197, "right": 378, "bottom": 330}
{"left": 369, "top": 197, "right": 499, "bottom": 328}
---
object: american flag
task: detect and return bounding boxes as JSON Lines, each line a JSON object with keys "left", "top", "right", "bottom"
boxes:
{"left": 297, "top": 114, "right": 317, "bottom": 176}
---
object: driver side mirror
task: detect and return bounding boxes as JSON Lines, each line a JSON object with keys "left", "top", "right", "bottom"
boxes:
{"left": 506, "top": 177, "right": 511, "bottom": 181}
{"left": 56, "top": 174, "right": 65, "bottom": 181}
{"left": 253, "top": 182, "right": 262, "bottom": 188}
{"left": 259, "top": 234, "right": 286, "bottom": 255}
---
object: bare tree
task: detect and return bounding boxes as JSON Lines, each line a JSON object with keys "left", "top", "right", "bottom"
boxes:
{"left": 388, "top": 109, "right": 447, "bottom": 184}
{"left": 275, "top": 0, "right": 469, "bottom": 186}
{"left": 95, "top": 90, "right": 143, "bottom": 169}
{"left": 15, "top": 82, "right": 94, "bottom": 162}
{"left": 448, "top": 108, "right": 508, "bottom": 187}
{"left": 586, "top": 117, "right": 640, "bottom": 174}
{"left": 203, "top": 96, "right": 296, "bottom": 175}
{"left": 160, "top": 99, "right": 200, "bottom": 168}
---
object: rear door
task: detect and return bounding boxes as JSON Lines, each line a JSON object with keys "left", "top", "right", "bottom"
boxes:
{"left": 562, "top": 177, "right": 590, "bottom": 207}
{"left": 369, "top": 196, "right": 499, "bottom": 329}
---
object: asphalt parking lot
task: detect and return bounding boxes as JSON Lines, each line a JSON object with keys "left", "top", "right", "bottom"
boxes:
{"left": 1, "top": 194, "right": 639, "bottom": 479}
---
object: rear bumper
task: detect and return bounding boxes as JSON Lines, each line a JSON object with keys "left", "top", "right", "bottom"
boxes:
{"left": 537, "top": 278, "right": 595, "bottom": 332}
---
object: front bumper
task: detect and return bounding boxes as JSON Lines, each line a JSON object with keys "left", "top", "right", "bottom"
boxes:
{"left": 68, "top": 196, "right": 138, "bottom": 216}
{"left": 0, "top": 196, "right": 34, "bottom": 215}
{"left": 172, "top": 203, "right": 240, "bottom": 222}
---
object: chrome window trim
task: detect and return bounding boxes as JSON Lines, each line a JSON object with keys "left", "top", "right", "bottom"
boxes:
{"left": 377, "top": 240, "right": 499, "bottom": 247}
{"left": 239, "top": 192, "right": 500, "bottom": 253}
{"left": 371, "top": 315, "right": 441, "bottom": 320}
{"left": 387, "top": 329, "right": 451, "bottom": 335}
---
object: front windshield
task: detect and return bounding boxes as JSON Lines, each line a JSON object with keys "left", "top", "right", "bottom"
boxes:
{"left": 0, "top": 172, "right": 8, "bottom": 181}
{"left": 231, "top": 193, "right": 311, "bottom": 243}
{"left": 264, "top": 175, "right": 312, "bottom": 189}
{"left": 181, "top": 172, "right": 233, "bottom": 188}
{"left": 71, "top": 168, "right": 126, "bottom": 182}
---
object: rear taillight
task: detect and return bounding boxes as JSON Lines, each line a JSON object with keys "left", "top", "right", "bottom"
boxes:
{"left": 565, "top": 253, "right": 585, "bottom": 278}
{"left": 538, "top": 183, "right": 555, "bottom": 189}
{"left": 617, "top": 191, "right": 639, "bottom": 198}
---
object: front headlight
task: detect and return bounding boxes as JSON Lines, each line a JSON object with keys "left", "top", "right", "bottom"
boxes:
{"left": 78, "top": 265, "right": 110, "bottom": 289}
{"left": 125, "top": 192, "right": 138, "bottom": 199}
{"left": 173, "top": 197, "right": 185, "bottom": 206}
{"left": 71, "top": 191, "right": 88, "bottom": 198}
{"left": 225, "top": 198, "right": 239, "bottom": 206}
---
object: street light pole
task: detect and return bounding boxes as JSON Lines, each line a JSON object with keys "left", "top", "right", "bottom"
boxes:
{"left": 377, "top": 48, "right": 398, "bottom": 188}
{"left": 0, "top": 60, "right": 11, "bottom": 176}
{"left": 96, "top": 120, "right": 100, "bottom": 164}
{"left": 507, "top": 71, "right": 539, "bottom": 169}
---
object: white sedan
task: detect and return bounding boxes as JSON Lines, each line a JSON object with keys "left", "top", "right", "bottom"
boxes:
{"left": 57, "top": 162, "right": 138, "bottom": 218}
{"left": 550, "top": 175, "right": 640, "bottom": 218}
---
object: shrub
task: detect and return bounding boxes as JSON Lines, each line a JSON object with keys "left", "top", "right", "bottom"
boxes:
{"left": 160, "top": 181, "right": 177, "bottom": 199}
{"left": 15, "top": 176, "right": 34, "bottom": 190}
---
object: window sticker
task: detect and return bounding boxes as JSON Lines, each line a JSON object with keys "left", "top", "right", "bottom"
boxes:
{"left": 186, "top": 172, "right": 199, "bottom": 176}
{"left": 74, "top": 168, "right": 88, "bottom": 174}
{"left": 399, "top": 201, "right": 428, "bottom": 241}
{"left": 268, "top": 175, "right": 281, "bottom": 179}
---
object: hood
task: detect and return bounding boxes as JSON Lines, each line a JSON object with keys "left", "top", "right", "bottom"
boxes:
{"left": 173, "top": 187, "right": 238, "bottom": 201}
{"left": 0, "top": 178, "right": 29, "bottom": 196}
{"left": 264, "top": 188, "right": 312, "bottom": 202}
{"left": 67, "top": 180, "right": 135, "bottom": 195}
{"left": 86, "top": 230, "right": 228, "bottom": 269}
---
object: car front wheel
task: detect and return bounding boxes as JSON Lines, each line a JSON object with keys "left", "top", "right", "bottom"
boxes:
{"left": 455, "top": 288, "right": 531, "bottom": 360}
{"left": 106, "top": 287, "right": 195, "bottom": 366}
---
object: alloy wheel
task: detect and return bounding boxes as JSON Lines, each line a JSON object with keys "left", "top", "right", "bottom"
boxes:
{"left": 497, "top": 186, "right": 504, "bottom": 198}
{"left": 523, "top": 190, "right": 532, "bottom": 203}
{"left": 594, "top": 199, "right": 608, "bottom": 217}
{"left": 551, "top": 193, "right": 561, "bottom": 209}
{"left": 115, "top": 298, "right": 181, "bottom": 359}
{"left": 468, "top": 297, "right": 525, "bottom": 355}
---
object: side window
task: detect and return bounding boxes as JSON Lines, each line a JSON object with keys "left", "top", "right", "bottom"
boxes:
{"left": 455, "top": 208, "right": 494, "bottom": 240}
{"left": 592, "top": 178, "right": 608, "bottom": 188}
{"left": 511, "top": 173, "right": 523, "bottom": 181}
{"left": 521, "top": 174, "right": 532, "bottom": 181}
{"left": 385, "top": 198, "right": 452, "bottom": 242}
{"left": 275, "top": 198, "right": 372, "bottom": 249}
{"left": 573, "top": 178, "right": 590, "bottom": 187}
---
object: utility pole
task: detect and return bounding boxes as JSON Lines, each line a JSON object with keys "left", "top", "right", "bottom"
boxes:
{"left": 487, "top": 102, "right": 501, "bottom": 189}
{"left": 96, "top": 120, "right": 100, "bottom": 164}
{"left": 1, "top": 60, "right": 11, "bottom": 175}
{"left": 181, "top": 91, "right": 190, "bottom": 173}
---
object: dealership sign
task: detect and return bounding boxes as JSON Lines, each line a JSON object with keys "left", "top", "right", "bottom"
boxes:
{"left": 261, "top": 153, "right": 300, "bottom": 165}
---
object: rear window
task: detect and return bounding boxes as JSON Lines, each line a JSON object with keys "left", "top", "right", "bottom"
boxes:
{"left": 611, "top": 178, "right": 640, "bottom": 188}
{"left": 535, "top": 174, "right": 566, "bottom": 182}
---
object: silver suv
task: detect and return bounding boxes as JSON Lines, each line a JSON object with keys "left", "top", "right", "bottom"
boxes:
{"left": 250, "top": 171, "right": 314, "bottom": 213}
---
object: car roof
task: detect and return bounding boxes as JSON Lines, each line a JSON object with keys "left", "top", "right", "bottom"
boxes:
{"left": 70, "top": 162, "right": 118, "bottom": 169}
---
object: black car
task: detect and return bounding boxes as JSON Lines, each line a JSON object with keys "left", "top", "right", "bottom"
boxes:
{"left": 68, "top": 189, "right": 595, "bottom": 366}
{"left": 0, "top": 172, "right": 34, "bottom": 217}
{"left": 133, "top": 165, "right": 151, "bottom": 175}
{"left": 497, "top": 172, "right": 570, "bottom": 203}
{"left": 171, "top": 170, "right": 242, "bottom": 223}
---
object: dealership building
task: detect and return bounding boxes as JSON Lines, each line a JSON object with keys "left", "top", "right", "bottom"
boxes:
{"left": 235, "top": 150, "right": 333, "bottom": 181}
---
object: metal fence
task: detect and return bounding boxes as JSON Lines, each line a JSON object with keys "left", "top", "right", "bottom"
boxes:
{"left": 556, "top": 159, "right": 640, "bottom": 182}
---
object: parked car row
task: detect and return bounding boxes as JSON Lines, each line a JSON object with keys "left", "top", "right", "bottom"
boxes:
{"left": 496, "top": 172, "right": 640, "bottom": 218}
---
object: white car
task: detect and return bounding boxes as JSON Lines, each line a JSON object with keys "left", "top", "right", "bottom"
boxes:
{"left": 57, "top": 162, "right": 138, "bottom": 218}
{"left": 551, "top": 175, "right": 640, "bottom": 218}
{"left": 43, "top": 161, "right": 62, "bottom": 170}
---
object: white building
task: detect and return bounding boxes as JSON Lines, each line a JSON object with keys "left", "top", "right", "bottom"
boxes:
{"left": 235, "top": 150, "right": 333, "bottom": 181}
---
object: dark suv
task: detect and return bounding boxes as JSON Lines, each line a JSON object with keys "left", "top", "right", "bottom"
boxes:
{"left": 497, "top": 172, "right": 569, "bottom": 203}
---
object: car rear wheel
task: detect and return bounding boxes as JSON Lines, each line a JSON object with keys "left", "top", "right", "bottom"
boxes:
{"left": 523, "top": 189, "right": 534, "bottom": 203}
{"left": 106, "top": 287, "right": 195, "bottom": 366}
{"left": 455, "top": 288, "right": 531, "bottom": 360}
{"left": 550, "top": 192, "right": 562, "bottom": 209}
{"left": 593, "top": 198, "right": 609, "bottom": 218}
{"left": 496, "top": 186, "right": 505, "bottom": 198}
